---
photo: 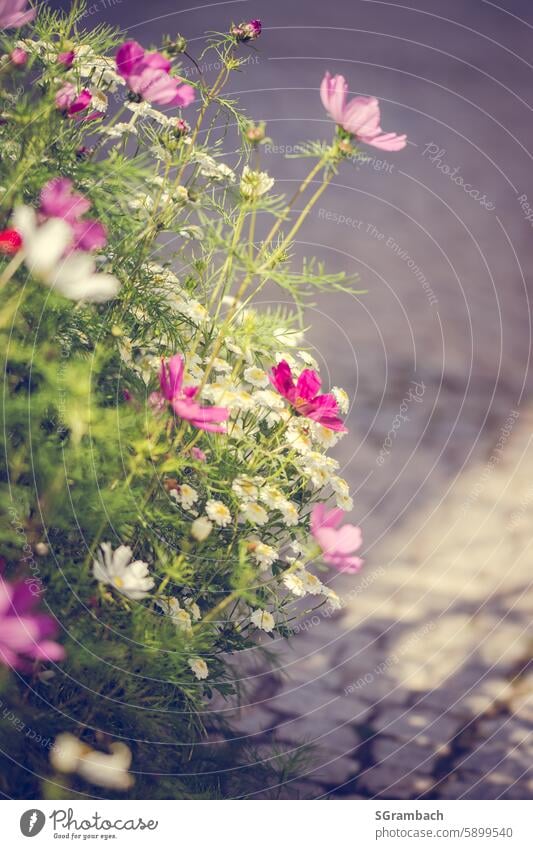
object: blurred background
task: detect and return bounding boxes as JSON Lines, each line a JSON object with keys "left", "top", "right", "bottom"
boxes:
{"left": 59, "top": 0, "right": 533, "bottom": 798}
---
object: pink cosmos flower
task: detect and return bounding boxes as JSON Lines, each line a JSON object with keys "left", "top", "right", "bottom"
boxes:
{"left": 55, "top": 83, "right": 103, "bottom": 121}
{"left": 116, "top": 40, "right": 195, "bottom": 108}
{"left": 0, "top": 574, "right": 65, "bottom": 670}
{"left": 0, "top": 0, "right": 35, "bottom": 29}
{"left": 269, "top": 360, "right": 347, "bottom": 432}
{"left": 151, "top": 354, "right": 229, "bottom": 433}
{"left": 320, "top": 72, "right": 407, "bottom": 152}
{"left": 40, "top": 178, "right": 91, "bottom": 223}
{"left": 311, "top": 503, "right": 363, "bottom": 574}
{"left": 39, "top": 179, "right": 107, "bottom": 252}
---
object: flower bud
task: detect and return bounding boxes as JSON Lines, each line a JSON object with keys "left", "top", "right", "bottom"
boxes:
{"left": 10, "top": 48, "right": 28, "bottom": 67}
{"left": 163, "top": 34, "right": 187, "bottom": 55}
{"left": 175, "top": 117, "right": 190, "bottom": 137}
{"left": 0, "top": 228, "right": 22, "bottom": 255}
{"left": 245, "top": 121, "right": 266, "bottom": 144}
{"left": 231, "top": 19, "right": 262, "bottom": 42}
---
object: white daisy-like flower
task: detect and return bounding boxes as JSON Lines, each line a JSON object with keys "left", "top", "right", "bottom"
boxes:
{"left": 225, "top": 338, "right": 244, "bottom": 357}
{"left": 332, "top": 386, "right": 349, "bottom": 415}
{"left": 181, "top": 299, "right": 209, "bottom": 325}
{"left": 206, "top": 500, "right": 232, "bottom": 527}
{"left": 282, "top": 573, "right": 306, "bottom": 597}
{"left": 250, "top": 609, "right": 275, "bottom": 632}
{"left": 278, "top": 500, "right": 299, "bottom": 527}
{"left": 285, "top": 423, "right": 313, "bottom": 454}
{"left": 323, "top": 587, "right": 343, "bottom": 611}
{"left": 240, "top": 166, "right": 275, "bottom": 200}
{"left": 254, "top": 389, "right": 285, "bottom": 411}
{"left": 240, "top": 502, "right": 268, "bottom": 525}
{"left": 259, "top": 485, "right": 285, "bottom": 509}
{"left": 188, "top": 657, "right": 209, "bottom": 680}
{"left": 243, "top": 366, "right": 269, "bottom": 388}
{"left": 183, "top": 598, "right": 202, "bottom": 621}
{"left": 100, "top": 122, "right": 138, "bottom": 139}
{"left": 93, "top": 543, "right": 154, "bottom": 600}
{"left": 335, "top": 491, "right": 354, "bottom": 511}
{"left": 156, "top": 598, "right": 192, "bottom": 631}
{"left": 232, "top": 475, "right": 259, "bottom": 502}
{"left": 297, "top": 350, "right": 319, "bottom": 368}
{"left": 298, "top": 569, "right": 324, "bottom": 595}
{"left": 170, "top": 484, "right": 199, "bottom": 510}
{"left": 196, "top": 153, "right": 236, "bottom": 182}
{"left": 209, "top": 356, "right": 232, "bottom": 374}
{"left": 311, "top": 422, "right": 341, "bottom": 448}
{"left": 248, "top": 539, "right": 278, "bottom": 570}
{"left": 191, "top": 516, "right": 213, "bottom": 541}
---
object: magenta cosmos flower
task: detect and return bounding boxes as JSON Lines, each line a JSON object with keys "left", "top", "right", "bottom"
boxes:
{"left": 151, "top": 354, "right": 230, "bottom": 433}
{"left": 270, "top": 360, "right": 347, "bottom": 432}
{"left": 320, "top": 72, "right": 407, "bottom": 152}
{"left": 0, "top": 0, "right": 35, "bottom": 29}
{"left": 311, "top": 503, "right": 363, "bottom": 574}
{"left": 0, "top": 575, "right": 65, "bottom": 670}
{"left": 116, "top": 41, "right": 195, "bottom": 108}
{"left": 55, "top": 83, "right": 103, "bottom": 122}
{"left": 39, "top": 178, "right": 107, "bottom": 252}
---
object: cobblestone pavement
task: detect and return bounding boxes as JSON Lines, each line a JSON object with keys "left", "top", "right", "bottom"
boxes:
{"left": 223, "top": 408, "right": 533, "bottom": 798}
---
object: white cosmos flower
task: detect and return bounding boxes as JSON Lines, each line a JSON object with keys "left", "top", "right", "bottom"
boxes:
{"left": 93, "top": 542, "right": 154, "bottom": 600}
{"left": 51, "top": 733, "right": 133, "bottom": 790}
{"left": 250, "top": 608, "right": 275, "bottom": 632}
{"left": 240, "top": 502, "right": 268, "bottom": 525}
{"left": 188, "top": 657, "right": 209, "bottom": 680}
{"left": 13, "top": 207, "right": 120, "bottom": 303}
{"left": 170, "top": 484, "right": 199, "bottom": 510}
{"left": 206, "top": 500, "right": 232, "bottom": 527}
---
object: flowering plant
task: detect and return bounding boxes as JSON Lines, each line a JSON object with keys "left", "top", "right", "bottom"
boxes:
{"left": 0, "top": 1, "right": 406, "bottom": 798}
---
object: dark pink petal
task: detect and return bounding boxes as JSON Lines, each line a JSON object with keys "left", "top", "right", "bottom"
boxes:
{"left": 159, "top": 354, "right": 184, "bottom": 400}
{"left": 140, "top": 51, "right": 172, "bottom": 74}
{"left": 116, "top": 40, "right": 145, "bottom": 78}
{"left": 295, "top": 368, "right": 321, "bottom": 401}
{"left": 269, "top": 360, "right": 295, "bottom": 399}
{"left": 40, "top": 178, "right": 91, "bottom": 223}
{"left": 68, "top": 89, "right": 93, "bottom": 115}
{"left": 9, "top": 580, "right": 41, "bottom": 614}
{"left": 71, "top": 219, "right": 107, "bottom": 252}
{"left": 57, "top": 50, "right": 75, "bottom": 68}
